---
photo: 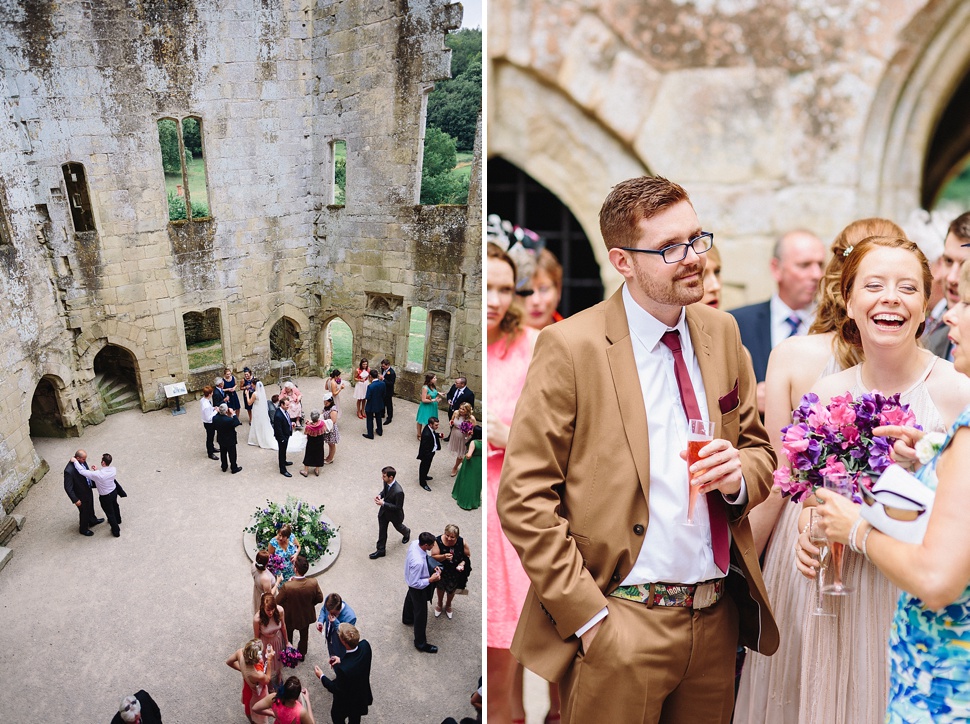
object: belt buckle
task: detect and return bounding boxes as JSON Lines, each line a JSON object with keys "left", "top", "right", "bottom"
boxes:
{"left": 692, "top": 582, "right": 716, "bottom": 610}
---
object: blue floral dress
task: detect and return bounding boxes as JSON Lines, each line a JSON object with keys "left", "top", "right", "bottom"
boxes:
{"left": 269, "top": 535, "right": 298, "bottom": 583}
{"left": 886, "top": 408, "right": 970, "bottom": 723}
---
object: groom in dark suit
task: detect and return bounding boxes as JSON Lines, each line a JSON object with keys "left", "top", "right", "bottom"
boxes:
{"left": 273, "top": 401, "right": 294, "bottom": 477}
{"left": 362, "top": 369, "right": 385, "bottom": 439}
{"left": 417, "top": 418, "right": 443, "bottom": 491}
{"left": 314, "top": 623, "right": 374, "bottom": 724}
{"left": 63, "top": 449, "right": 103, "bottom": 536}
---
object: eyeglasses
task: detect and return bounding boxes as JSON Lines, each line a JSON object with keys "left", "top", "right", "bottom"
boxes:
{"left": 620, "top": 232, "right": 714, "bottom": 264}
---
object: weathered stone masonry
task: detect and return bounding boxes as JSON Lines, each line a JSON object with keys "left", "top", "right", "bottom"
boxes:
{"left": 0, "top": 0, "right": 481, "bottom": 526}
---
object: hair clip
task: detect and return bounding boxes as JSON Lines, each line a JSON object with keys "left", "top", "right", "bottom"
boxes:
{"left": 843, "top": 245, "right": 854, "bottom": 257}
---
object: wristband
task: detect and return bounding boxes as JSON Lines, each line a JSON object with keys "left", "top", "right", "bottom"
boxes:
{"left": 860, "top": 526, "right": 874, "bottom": 559}
{"left": 848, "top": 517, "right": 864, "bottom": 554}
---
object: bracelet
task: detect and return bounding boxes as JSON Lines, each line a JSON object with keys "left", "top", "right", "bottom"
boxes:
{"left": 860, "top": 526, "right": 874, "bottom": 559}
{"left": 848, "top": 517, "right": 864, "bottom": 554}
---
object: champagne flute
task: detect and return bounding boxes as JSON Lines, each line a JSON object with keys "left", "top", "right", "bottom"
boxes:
{"left": 684, "top": 419, "right": 715, "bottom": 526}
{"left": 820, "top": 472, "right": 853, "bottom": 596}
{"left": 808, "top": 508, "right": 835, "bottom": 617}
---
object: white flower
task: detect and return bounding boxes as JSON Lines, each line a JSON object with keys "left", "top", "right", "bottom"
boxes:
{"left": 915, "top": 431, "right": 946, "bottom": 465}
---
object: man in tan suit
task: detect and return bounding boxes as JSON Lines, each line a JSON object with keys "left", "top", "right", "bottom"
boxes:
{"left": 497, "top": 176, "right": 779, "bottom": 723}
{"left": 277, "top": 555, "right": 323, "bottom": 657}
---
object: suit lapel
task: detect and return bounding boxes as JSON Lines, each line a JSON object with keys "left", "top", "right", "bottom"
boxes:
{"left": 604, "top": 290, "right": 652, "bottom": 506}
{"left": 686, "top": 307, "right": 722, "bottom": 429}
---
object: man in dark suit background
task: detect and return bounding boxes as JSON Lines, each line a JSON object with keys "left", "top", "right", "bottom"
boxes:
{"left": 63, "top": 449, "right": 103, "bottom": 536}
{"left": 379, "top": 359, "right": 396, "bottom": 424}
{"left": 923, "top": 212, "right": 970, "bottom": 360}
{"left": 277, "top": 555, "right": 323, "bottom": 657}
{"left": 728, "top": 229, "right": 825, "bottom": 413}
{"left": 212, "top": 403, "right": 243, "bottom": 474}
{"left": 314, "top": 623, "right": 373, "bottom": 724}
{"left": 443, "top": 377, "right": 474, "bottom": 441}
{"left": 417, "top": 417, "right": 442, "bottom": 491}
{"left": 273, "top": 399, "right": 293, "bottom": 477}
{"left": 362, "top": 369, "right": 385, "bottom": 439}
{"left": 369, "top": 466, "right": 409, "bottom": 559}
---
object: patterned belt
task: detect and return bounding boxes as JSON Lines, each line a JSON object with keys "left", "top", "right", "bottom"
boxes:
{"left": 609, "top": 579, "right": 725, "bottom": 610}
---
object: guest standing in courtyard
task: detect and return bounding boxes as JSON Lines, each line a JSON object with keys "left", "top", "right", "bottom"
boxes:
{"left": 213, "top": 403, "right": 243, "bottom": 473}
{"left": 64, "top": 449, "right": 103, "bottom": 537}
{"left": 327, "top": 369, "right": 346, "bottom": 413}
{"left": 431, "top": 524, "right": 472, "bottom": 620}
{"left": 270, "top": 524, "right": 300, "bottom": 583}
{"left": 241, "top": 367, "right": 258, "bottom": 424}
{"left": 448, "top": 402, "right": 476, "bottom": 476}
{"left": 314, "top": 623, "right": 373, "bottom": 724}
{"left": 301, "top": 410, "right": 327, "bottom": 477}
{"left": 369, "top": 466, "right": 409, "bottom": 559}
{"left": 451, "top": 425, "right": 482, "bottom": 511}
{"left": 415, "top": 373, "right": 439, "bottom": 440}
{"left": 277, "top": 555, "right": 323, "bottom": 658}
{"left": 354, "top": 359, "right": 370, "bottom": 419}
{"left": 417, "top": 417, "right": 442, "bottom": 491}
{"left": 380, "top": 358, "right": 396, "bottom": 425}
{"left": 252, "top": 676, "right": 315, "bottom": 724}
{"left": 403, "top": 531, "right": 442, "bottom": 654}
{"left": 322, "top": 394, "right": 340, "bottom": 465}
{"left": 362, "top": 369, "right": 385, "bottom": 439}
{"left": 274, "top": 398, "right": 294, "bottom": 477}
{"left": 200, "top": 385, "right": 219, "bottom": 460}
{"left": 254, "top": 592, "right": 289, "bottom": 689}
{"left": 252, "top": 549, "right": 282, "bottom": 614}
{"left": 72, "top": 452, "right": 122, "bottom": 538}
{"left": 317, "top": 593, "right": 358, "bottom": 658}
{"left": 223, "top": 366, "right": 241, "bottom": 414}
{"left": 227, "top": 638, "right": 274, "bottom": 724}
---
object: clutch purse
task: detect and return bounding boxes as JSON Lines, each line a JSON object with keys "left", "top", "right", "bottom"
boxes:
{"left": 859, "top": 464, "right": 934, "bottom": 544}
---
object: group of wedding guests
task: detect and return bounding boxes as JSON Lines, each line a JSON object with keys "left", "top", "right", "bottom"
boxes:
{"left": 487, "top": 189, "right": 970, "bottom": 723}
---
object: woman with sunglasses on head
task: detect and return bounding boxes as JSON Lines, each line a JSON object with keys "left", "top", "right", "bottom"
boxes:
{"left": 815, "top": 257, "right": 970, "bottom": 724}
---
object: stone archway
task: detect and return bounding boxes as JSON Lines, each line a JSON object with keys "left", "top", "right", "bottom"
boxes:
{"left": 29, "top": 376, "right": 71, "bottom": 438}
{"left": 93, "top": 344, "right": 141, "bottom": 416}
{"left": 859, "top": 0, "right": 970, "bottom": 216}
{"left": 320, "top": 316, "right": 354, "bottom": 376}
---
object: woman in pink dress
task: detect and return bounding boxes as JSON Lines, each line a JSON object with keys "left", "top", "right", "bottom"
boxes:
{"left": 226, "top": 638, "right": 274, "bottom": 724}
{"left": 253, "top": 592, "right": 289, "bottom": 689}
{"left": 252, "top": 676, "right": 315, "bottom": 724}
{"left": 486, "top": 242, "right": 540, "bottom": 724}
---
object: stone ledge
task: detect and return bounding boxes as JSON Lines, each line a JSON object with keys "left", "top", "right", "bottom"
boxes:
{"left": 0, "top": 547, "right": 11, "bottom": 574}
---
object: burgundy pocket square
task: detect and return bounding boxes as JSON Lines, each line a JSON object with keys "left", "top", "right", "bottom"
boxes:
{"left": 719, "top": 381, "right": 740, "bottom": 414}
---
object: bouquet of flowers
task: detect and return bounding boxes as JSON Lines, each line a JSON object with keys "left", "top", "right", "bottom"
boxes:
{"left": 246, "top": 496, "right": 339, "bottom": 566}
{"left": 459, "top": 420, "right": 474, "bottom": 437}
{"left": 277, "top": 645, "right": 304, "bottom": 668}
{"left": 773, "top": 390, "right": 920, "bottom": 503}
{"left": 266, "top": 553, "right": 287, "bottom": 577}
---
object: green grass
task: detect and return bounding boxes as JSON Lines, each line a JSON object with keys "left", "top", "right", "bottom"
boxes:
{"left": 938, "top": 163, "right": 970, "bottom": 208}
{"left": 165, "top": 157, "right": 210, "bottom": 214}
{"left": 187, "top": 339, "right": 223, "bottom": 370}
{"left": 327, "top": 319, "right": 353, "bottom": 373}
{"left": 407, "top": 307, "right": 428, "bottom": 367}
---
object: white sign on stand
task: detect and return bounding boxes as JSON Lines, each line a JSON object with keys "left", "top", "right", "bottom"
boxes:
{"left": 164, "top": 382, "right": 188, "bottom": 416}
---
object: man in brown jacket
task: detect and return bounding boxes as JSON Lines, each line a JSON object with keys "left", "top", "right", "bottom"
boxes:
{"left": 497, "top": 176, "right": 778, "bottom": 723}
{"left": 277, "top": 555, "right": 323, "bottom": 657}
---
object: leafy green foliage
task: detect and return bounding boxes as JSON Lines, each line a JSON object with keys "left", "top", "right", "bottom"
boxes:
{"left": 334, "top": 157, "right": 346, "bottom": 205}
{"left": 167, "top": 191, "right": 210, "bottom": 221}
{"left": 158, "top": 119, "right": 182, "bottom": 175}
{"left": 246, "top": 496, "right": 339, "bottom": 566}
{"left": 182, "top": 117, "right": 203, "bottom": 158}
{"left": 426, "top": 28, "right": 481, "bottom": 151}
{"left": 420, "top": 127, "right": 469, "bottom": 205}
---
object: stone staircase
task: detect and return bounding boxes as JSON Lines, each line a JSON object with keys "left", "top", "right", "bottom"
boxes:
{"left": 95, "top": 373, "right": 140, "bottom": 415}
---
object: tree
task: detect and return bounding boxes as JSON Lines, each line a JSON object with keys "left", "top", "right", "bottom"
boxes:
{"left": 158, "top": 119, "right": 182, "bottom": 175}
{"left": 182, "top": 117, "right": 203, "bottom": 158}
{"left": 420, "top": 128, "right": 468, "bottom": 205}
{"left": 426, "top": 29, "right": 481, "bottom": 151}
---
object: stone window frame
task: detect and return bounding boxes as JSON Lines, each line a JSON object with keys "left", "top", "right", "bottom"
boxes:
{"left": 177, "top": 305, "right": 229, "bottom": 374}
{"left": 61, "top": 161, "right": 97, "bottom": 234}
{"left": 328, "top": 139, "right": 347, "bottom": 208}
{"left": 156, "top": 114, "right": 213, "bottom": 223}
{"left": 405, "top": 305, "right": 429, "bottom": 372}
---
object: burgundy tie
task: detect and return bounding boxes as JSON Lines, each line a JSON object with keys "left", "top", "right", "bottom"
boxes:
{"left": 660, "top": 330, "right": 730, "bottom": 573}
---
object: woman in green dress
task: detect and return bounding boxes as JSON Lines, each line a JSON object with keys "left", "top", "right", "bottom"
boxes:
{"left": 415, "top": 373, "right": 440, "bottom": 440}
{"left": 452, "top": 425, "right": 482, "bottom": 510}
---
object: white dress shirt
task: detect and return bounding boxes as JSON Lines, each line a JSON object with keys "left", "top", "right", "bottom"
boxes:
{"left": 769, "top": 294, "right": 814, "bottom": 348}
{"left": 200, "top": 396, "right": 216, "bottom": 424}
{"left": 74, "top": 461, "right": 117, "bottom": 496}
{"left": 404, "top": 541, "right": 431, "bottom": 589}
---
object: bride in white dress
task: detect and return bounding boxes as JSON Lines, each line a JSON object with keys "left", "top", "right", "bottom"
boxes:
{"left": 248, "top": 381, "right": 307, "bottom": 453}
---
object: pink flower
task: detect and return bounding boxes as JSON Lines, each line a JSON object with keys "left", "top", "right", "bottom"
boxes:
{"left": 772, "top": 467, "right": 794, "bottom": 494}
{"left": 782, "top": 424, "right": 810, "bottom": 455}
{"left": 807, "top": 405, "right": 832, "bottom": 429}
{"left": 879, "top": 406, "right": 917, "bottom": 427}
{"left": 840, "top": 424, "right": 860, "bottom": 445}
{"left": 828, "top": 394, "right": 856, "bottom": 426}
{"left": 820, "top": 455, "right": 847, "bottom": 479}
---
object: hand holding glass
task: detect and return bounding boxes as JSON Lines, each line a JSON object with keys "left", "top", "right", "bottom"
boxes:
{"left": 820, "top": 473, "right": 853, "bottom": 596}
{"left": 684, "top": 419, "right": 716, "bottom": 525}
{"left": 808, "top": 508, "right": 835, "bottom": 617}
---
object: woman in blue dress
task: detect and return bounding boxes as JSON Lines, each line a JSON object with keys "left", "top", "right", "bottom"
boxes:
{"left": 817, "top": 259, "right": 970, "bottom": 723}
{"left": 268, "top": 524, "right": 300, "bottom": 584}
{"left": 415, "top": 373, "right": 439, "bottom": 440}
{"left": 223, "top": 366, "right": 241, "bottom": 414}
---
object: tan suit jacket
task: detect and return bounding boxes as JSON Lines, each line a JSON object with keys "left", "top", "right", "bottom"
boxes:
{"left": 277, "top": 576, "right": 324, "bottom": 630}
{"left": 496, "top": 288, "right": 780, "bottom": 683}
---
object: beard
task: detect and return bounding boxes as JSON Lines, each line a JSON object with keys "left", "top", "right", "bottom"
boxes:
{"left": 631, "top": 257, "right": 706, "bottom": 308}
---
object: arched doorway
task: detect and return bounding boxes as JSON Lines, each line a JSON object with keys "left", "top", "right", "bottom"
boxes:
{"left": 321, "top": 317, "right": 353, "bottom": 375}
{"left": 29, "top": 377, "right": 69, "bottom": 438}
{"left": 924, "top": 66, "right": 970, "bottom": 211}
{"left": 93, "top": 344, "right": 141, "bottom": 415}
{"left": 488, "top": 157, "right": 605, "bottom": 316}
{"left": 270, "top": 317, "right": 302, "bottom": 365}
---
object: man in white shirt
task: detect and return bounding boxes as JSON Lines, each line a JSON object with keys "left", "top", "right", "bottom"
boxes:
{"left": 497, "top": 176, "right": 777, "bottom": 723}
{"left": 402, "top": 532, "right": 442, "bottom": 654}
{"left": 200, "top": 385, "right": 219, "bottom": 460}
{"left": 729, "top": 229, "right": 826, "bottom": 412}
{"left": 73, "top": 452, "right": 122, "bottom": 537}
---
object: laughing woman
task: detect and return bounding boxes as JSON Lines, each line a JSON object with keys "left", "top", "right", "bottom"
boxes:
{"left": 816, "top": 258, "right": 970, "bottom": 723}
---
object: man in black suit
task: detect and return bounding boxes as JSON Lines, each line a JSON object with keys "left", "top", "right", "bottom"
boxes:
{"left": 273, "top": 400, "right": 294, "bottom": 477}
{"left": 213, "top": 376, "right": 226, "bottom": 407}
{"left": 111, "top": 689, "right": 163, "bottom": 724}
{"left": 729, "top": 229, "right": 825, "bottom": 412}
{"left": 379, "top": 359, "right": 396, "bottom": 424}
{"left": 63, "top": 449, "right": 103, "bottom": 536}
{"left": 369, "top": 466, "right": 409, "bottom": 559}
{"left": 314, "top": 623, "right": 373, "bottom": 724}
{"left": 362, "top": 369, "right": 385, "bottom": 439}
{"left": 212, "top": 403, "right": 243, "bottom": 473}
{"left": 417, "top": 417, "right": 442, "bottom": 491}
{"left": 443, "top": 377, "right": 474, "bottom": 441}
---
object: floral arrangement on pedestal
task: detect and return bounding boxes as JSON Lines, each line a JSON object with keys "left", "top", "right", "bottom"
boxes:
{"left": 773, "top": 390, "right": 920, "bottom": 503}
{"left": 246, "top": 496, "right": 339, "bottom": 566}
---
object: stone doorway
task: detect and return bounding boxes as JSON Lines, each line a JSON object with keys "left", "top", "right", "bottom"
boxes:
{"left": 487, "top": 157, "right": 605, "bottom": 315}
{"left": 321, "top": 317, "right": 353, "bottom": 375}
{"left": 93, "top": 345, "right": 141, "bottom": 415}
{"left": 28, "top": 377, "right": 73, "bottom": 438}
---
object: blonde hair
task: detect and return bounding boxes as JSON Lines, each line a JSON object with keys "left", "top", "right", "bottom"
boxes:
{"left": 444, "top": 523, "right": 459, "bottom": 537}
{"left": 243, "top": 639, "right": 263, "bottom": 665}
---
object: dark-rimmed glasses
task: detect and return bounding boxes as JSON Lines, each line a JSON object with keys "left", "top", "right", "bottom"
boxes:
{"left": 620, "top": 232, "right": 714, "bottom": 264}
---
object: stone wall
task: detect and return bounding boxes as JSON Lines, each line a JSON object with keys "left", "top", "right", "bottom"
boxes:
{"left": 0, "top": 0, "right": 480, "bottom": 511}
{"left": 488, "top": 0, "right": 970, "bottom": 308}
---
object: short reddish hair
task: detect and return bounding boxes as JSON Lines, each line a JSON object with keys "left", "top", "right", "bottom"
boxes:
{"left": 599, "top": 176, "right": 691, "bottom": 250}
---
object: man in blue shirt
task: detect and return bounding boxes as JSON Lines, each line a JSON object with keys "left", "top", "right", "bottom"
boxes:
{"left": 402, "top": 531, "right": 442, "bottom": 653}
